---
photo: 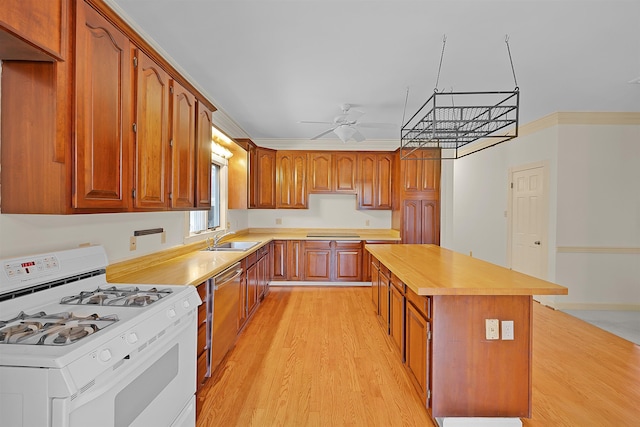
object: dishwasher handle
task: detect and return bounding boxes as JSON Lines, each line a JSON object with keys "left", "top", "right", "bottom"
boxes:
{"left": 214, "top": 264, "right": 243, "bottom": 291}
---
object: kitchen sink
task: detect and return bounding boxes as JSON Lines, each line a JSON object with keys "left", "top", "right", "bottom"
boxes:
{"left": 203, "top": 241, "right": 261, "bottom": 252}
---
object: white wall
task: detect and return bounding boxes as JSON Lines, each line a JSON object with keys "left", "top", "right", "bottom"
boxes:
{"left": 0, "top": 212, "right": 187, "bottom": 263}
{"left": 446, "top": 115, "right": 640, "bottom": 309}
{"left": 246, "top": 193, "right": 391, "bottom": 229}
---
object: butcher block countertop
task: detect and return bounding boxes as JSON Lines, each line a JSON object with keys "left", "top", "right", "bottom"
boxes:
{"left": 108, "top": 228, "right": 399, "bottom": 286}
{"left": 365, "top": 244, "right": 568, "bottom": 296}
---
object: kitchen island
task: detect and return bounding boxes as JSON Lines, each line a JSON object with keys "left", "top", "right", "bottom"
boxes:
{"left": 365, "top": 244, "right": 568, "bottom": 425}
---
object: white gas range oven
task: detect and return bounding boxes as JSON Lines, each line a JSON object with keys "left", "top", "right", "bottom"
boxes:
{"left": 0, "top": 245, "right": 201, "bottom": 427}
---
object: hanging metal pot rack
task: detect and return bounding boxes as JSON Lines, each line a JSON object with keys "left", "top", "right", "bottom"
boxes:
{"left": 401, "top": 35, "right": 520, "bottom": 160}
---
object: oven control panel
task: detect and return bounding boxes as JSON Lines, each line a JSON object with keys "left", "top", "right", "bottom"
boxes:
{"left": 3, "top": 255, "right": 60, "bottom": 280}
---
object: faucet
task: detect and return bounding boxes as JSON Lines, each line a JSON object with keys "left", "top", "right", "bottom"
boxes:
{"left": 213, "top": 230, "right": 235, "bottom": 248}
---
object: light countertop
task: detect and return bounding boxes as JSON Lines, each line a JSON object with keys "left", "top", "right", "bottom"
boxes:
{"left": 365, "top": 244, "right": 568, "bottom": 297}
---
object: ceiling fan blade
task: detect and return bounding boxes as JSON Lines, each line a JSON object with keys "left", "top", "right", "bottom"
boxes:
{"left": 310, "top": 127, "right": 337, "bottom": 140}
{"left": 355, "top": 122, "right": 397, "bottom": 129}
{"left": 352, "top": 130, "right": 366, "bottom": 142}
{"left": 299, "top": 120, "right": 334, "bottom": 125}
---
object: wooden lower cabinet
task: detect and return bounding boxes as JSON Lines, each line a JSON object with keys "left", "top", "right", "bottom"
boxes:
{"left": 334, "top": 241, "right": 362, "bottom": 281}
{"left": 370, "top": 257, "right": 380, "bottom": 314}
{"left": 389, "top": 274, "right": 405, "bottom": 358}
{"left": 405, "top": 290, "right": 431, "bottom": 408}
{"left": 378, "top": 265, "right": 390, "bottom": 333}
{"left": 195, "top": 281, "right": 209, "bottom": 418}
{"left": 303, "top": 241, "right": 332, "bottom": 281}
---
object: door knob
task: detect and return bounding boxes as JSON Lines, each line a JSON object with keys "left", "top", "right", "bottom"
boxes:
{"left": 534, "top": 241, "right": 541, "bottom": 245}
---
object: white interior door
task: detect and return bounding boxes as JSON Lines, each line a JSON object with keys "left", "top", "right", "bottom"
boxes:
{"left": 510, "top": 164, "right": 548, "bottom": 279}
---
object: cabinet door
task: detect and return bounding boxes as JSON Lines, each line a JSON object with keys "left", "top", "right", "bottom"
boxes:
{"left": 195, "top": 101, "right": 213, "bottom": 207}
{"left": 402, "top": 199, "right": 422, "bottom": 244}
{"left": 379, "top": 270, "right": 390, "bottom": 333}
{"left": 170, "top": 80, "right": 196, "bottom": 209}
{"left": 255, "top": 148, "right": 277, "bottom": 208}
{"left": 405, "top": 301, "right": 430, "bottom": 407}
{"left": 376, "top": 153, "right": 393, "bottom": 209}
{"left": 334, "top": 241, "right": 363, "bottom": 281}
{"left": 238, "top": 270, "right": 248, "bottom": 331}
{"left": 400, "top": 149, "right": 440, "bottom": 196}
{"left": 390, "top": 276, "right": 405, "bottom": 358}
{"left": 276, "top": 151, "right": 307, "bottom": 208}
{"left": 287, "top": 240, "right": 304, "bottom": 280}
{"left": 75, "top": 1, "right": 131, "bottom": 209}
{"left": 334, "top": 152, "right": 357, "bottom": 193}
{"left": 272, "top": 240, "right": 287, "bottom": 280}
{"left": 247, "top": 144, "right": 258, "bottom": 208}
{"left": 358, "top": 152, "right": 393, "bottom": 210}
{"left": 371, "top": 260, "right": 380, "bottom": 314}
{"left": 247, "top": 262, "right": 258, "bottom": 315}
{"left": 421, "top": 200, "right": 440, "bottom": 245}
{"left": 133, "top": 49, "right": 170, "bottom": 209}
{"left": 308, "top": 152, "right": 332, "bottom": 193}
{"left": 303, "top": 241, "right": 331, "bottom": 281}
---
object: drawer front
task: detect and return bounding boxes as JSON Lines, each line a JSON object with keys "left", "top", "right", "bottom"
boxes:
{"left": 405, "top": 286, "right": 431, "bottom": 319}
{"left": 391, "top": 273, "right": 405, "bottom": 294}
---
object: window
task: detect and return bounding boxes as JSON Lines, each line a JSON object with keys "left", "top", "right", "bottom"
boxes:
{"left": 188, "top": 154, "right": 228, "bottom": 236}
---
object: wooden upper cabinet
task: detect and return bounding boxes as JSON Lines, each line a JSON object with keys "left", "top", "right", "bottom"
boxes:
{"left": 195, "top": 102, "right": 213, "bottom": 208}
{"left": 276, "top": 151, "right": 307, "bottom": 209}
{"left": 308, "top": 152, "right": 332, "bottom": 193}
{"left": 308, "top": 152, "right": 357, "bottom": 193}
{"left": 74, "top": 1, "right": 131, "bottom": 210}
{"left": 133, "top": 49, "right": 170, "bottom": 209}
{"left": 0, "top": 0, "right": 67, "bottom": 60}
{"left": 250, "top": 147, "right": 277, "bottom": 209}
{"left": 358, "top": 152, "right": 393, "bottom": 210}
{"left": 402, "top": 199, "right": 440, "bottom": 245}
{"left": 170, "top": 80, "right": 196, "bottom": 209}
{"left": 401, "top": 149, "right": 441, "bottom": 196}
{"left": 334, "top": 152, "right": 357, "bottom": 193}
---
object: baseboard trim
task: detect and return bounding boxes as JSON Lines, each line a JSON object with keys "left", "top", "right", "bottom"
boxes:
{"left": 270, "top": 281, "right": 371, "bottom": 287}
{"left": 553, "top": 302, "right": 640, "bottom": 311}
{"left": 556, "top": 246, "right": 640, "bottom": 254}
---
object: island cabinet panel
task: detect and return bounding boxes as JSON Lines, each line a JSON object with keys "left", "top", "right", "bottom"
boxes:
{"left": 303, "top": 241, "right": 332, "bottom": 281}
{"left": 405, "top": 293, "right": 431, "bottom": 407}
{"left": 378, "top": 264, "right": 391, "bottom": 333}
{"left": 276, "top": 151, "right": 308, "bottom": 208}
{"left": 357, "top": 152, "right": 393, "bottom": 210}
{"left": 170, "top": 80, "right": 196, "bottom": 209}
{"left": 195, "top": 102, "right": 213, "bottom": 208}
{"left": 389, "top": 274, "right": 405, "bottom": 359}
{"left": 133, "top": 49, "right": 171, "bottom": 209}
{"left": 370, "top": 257, "right": 380, "bottom": 314}
{"left": 75, "top": 1, "right": 132, "bottom": 210}
{"left": 431, "top": 295, "right": 532, "bottom": 418}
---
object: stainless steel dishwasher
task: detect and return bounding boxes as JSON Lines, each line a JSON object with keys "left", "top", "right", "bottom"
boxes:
{"left": 210, "top": 262, "right": 243, "bottom": 373}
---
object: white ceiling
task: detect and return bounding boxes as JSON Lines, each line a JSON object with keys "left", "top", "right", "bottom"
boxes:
{"left": 108, "top": 0, "right": 640, "bottom": 145}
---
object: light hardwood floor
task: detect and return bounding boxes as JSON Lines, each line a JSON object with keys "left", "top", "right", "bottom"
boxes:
{"left": 197, "top": 287, "right": 640, "bottom": 427}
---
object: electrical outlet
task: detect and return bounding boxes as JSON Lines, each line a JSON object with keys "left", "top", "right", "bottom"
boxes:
{"left": 275, "top": 218, "right": 282, "bottom": 225}
{"left": 485, "top": 319, "right": 499, "bottom": 340}
{"left": 502, "top": 320, "right": 514, "bottom": 340}
{"left": 365, "top": 220, "right": 370, "bottom": 226}
{"left": 161, "top": 231, "right": 166, "bottom": 244}
{"left": 129, "top": 236, "right": 137, "bottom": 251}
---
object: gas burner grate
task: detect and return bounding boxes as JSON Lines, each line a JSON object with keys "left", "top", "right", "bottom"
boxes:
{"left": 0, "top": 312, "right": 118, "bottom": 346}
{"left": 60, "top": 286, "right": 173, "bottom": 307}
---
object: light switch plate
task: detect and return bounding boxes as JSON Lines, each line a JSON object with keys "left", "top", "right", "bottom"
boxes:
{"left": 485, "top": 319, "right": 499, "bottom": 340}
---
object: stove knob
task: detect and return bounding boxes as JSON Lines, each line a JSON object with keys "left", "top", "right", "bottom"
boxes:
{"left": 167, "top": 308, "right": 176, "bottom": 318}
{"left": 99, "top": 349, "right": 112, "bottom": 362}
{"left": 126, "top": 332, "right": 138, "bottom": 344}
{"left": 182, "top": 300, "right": 190, "bottom": 309}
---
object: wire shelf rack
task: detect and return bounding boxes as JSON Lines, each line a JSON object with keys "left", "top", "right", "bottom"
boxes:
{"left": 400, "top": 89, "right": 519, "bottom": 160}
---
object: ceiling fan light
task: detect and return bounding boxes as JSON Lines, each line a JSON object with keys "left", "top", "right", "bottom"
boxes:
{"left": 334, "top": 125, "right": 356, "bottom": 143}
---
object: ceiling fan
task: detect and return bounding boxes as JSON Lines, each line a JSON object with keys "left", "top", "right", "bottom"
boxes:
{"left": 300, "top": 104, "right": 397, "bottom": 143}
